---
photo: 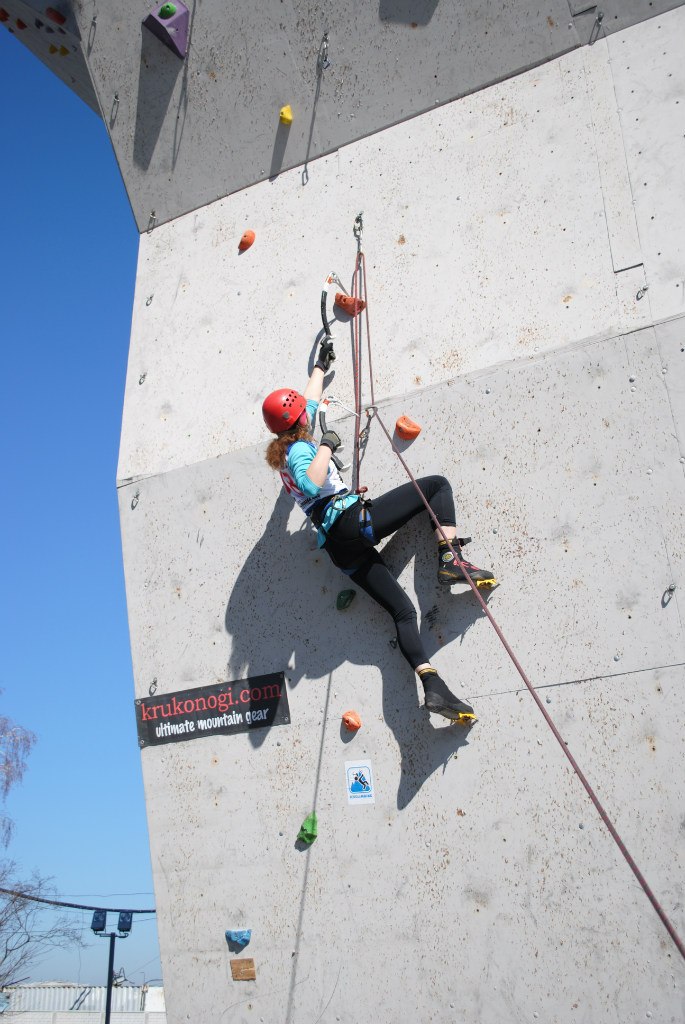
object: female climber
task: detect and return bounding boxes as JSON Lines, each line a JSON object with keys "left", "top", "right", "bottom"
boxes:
{"left": 262, "top": 340, "right": 496, "bottom": 721}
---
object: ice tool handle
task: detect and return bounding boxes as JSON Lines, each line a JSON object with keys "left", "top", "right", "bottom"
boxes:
{"left": 318, "top": 400, "right": 347, "bottom": 473}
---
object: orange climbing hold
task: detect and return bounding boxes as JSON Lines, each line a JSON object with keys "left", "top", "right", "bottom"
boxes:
{"left": 46, "top": 7, "right": 66, "bottom": 25}
{"left": 334, "top": 293, "right": 366, "bottom": 317}
{"left": 395, "top": 415, "right": 421, "bottom": 441}
{"left": 342, "top": 710, "right": 362, "bottom": 732}
{"left": 238, "top": 229, "right": 255, "bottom": 252}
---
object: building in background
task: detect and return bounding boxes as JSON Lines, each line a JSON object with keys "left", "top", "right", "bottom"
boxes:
{"left": 0, "top": 982, "right": 165, "bottom": 1021}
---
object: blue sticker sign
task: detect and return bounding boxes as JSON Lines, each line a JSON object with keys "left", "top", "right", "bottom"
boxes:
{"left": 345, "top": 760, "right": 375, "bottom": 804}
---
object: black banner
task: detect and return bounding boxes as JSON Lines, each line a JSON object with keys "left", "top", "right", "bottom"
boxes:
{"left": 135, "top": 672, "right": 290, "bottom": 748}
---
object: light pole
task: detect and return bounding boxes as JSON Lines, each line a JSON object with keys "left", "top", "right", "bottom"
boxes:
{"left": 91, "top": 910, "right": 132, "bottom": 1024}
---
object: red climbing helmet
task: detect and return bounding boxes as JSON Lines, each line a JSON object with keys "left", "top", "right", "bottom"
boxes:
{"left": 262, "top": 388, "right": 307, "bottom": 433}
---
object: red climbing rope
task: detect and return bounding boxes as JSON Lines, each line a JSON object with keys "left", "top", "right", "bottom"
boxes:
{"left": 351, "top": 214, "right": 377, "bottom": 495}
{"left": 351, "top": 252, "right": 364, "bottom": 492}
{"left": 346, "top": 229, "right": 685, "bottom": 965}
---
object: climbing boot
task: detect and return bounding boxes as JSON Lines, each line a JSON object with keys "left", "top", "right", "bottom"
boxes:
{"left": 419, "top": 668, "right": 477, "bottom": 723}
{"left": 437, "top": 538, "right": 497, "bottom": 588}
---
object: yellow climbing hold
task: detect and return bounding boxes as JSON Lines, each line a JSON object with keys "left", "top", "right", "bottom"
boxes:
{"left": 451, "top": 713, "right": 478, "bottom": 726}
{"left": 279, "top": 104, "right": 293, "bottom": 125}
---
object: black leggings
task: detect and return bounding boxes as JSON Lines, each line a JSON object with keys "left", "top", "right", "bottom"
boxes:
{"left": 324, "top": 476, "right": 456, "bottom": 669}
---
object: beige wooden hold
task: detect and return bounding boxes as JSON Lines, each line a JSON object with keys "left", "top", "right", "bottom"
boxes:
{"left": 230, "top": 958, "right": 256, "bottom": 981}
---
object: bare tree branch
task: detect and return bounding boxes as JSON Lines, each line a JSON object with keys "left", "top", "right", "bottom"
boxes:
{"left": 0, "top": 862, "right": 84, "bottom": 987}
{"left": 0, "top": 696, "right": 80, "bottom": 985}
{"left": 0, "top": 711, "right": 35, "bottom": 804}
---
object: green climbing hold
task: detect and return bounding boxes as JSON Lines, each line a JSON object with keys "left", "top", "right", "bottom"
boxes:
{"left": 336, "top": 589, "right": 356, "bottom": 610}
{"left": 159, "top": 3, "right": 177, "bottom": 18}
{"left": 297, "top": 812, "right": 318, "bottom": 845}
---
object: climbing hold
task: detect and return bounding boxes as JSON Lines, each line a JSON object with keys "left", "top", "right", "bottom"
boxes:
{"left": 0, "top": 10, "right": 9, "bottom": 24}
{"left": 142, "top": 1, "right": 189, "bottom": 58}
{"left": 450, "top": 712, "right": 478, "bottom": 726}
{"left": 16, "top": 18, "right": 26, "bottom": 29}
{"left": 45, "top": 7, "right": 67, "bottom": 25}
{"left": 395, "top": 416, "right": 421, "bottom": 441}
{"left": 336, "top": 589, "right": 356, "bottom": 610}
{"left": 230, "top": 958, "right": 256, "bottom": 981}
{"left": 226, "top": 929, "right": 252, "bottom": 948}
{"left": 279, "top": 104, "right": 293, "bottom": 125}
{"left": 334, "top": 293, "right": 366, "bottom": 317}
{"left": 297, "top": 812, "right": 318, "bottom": 845}
{"left": 49, "top": 43, "right": 58, "bottom": 53}
{"left": 238, "top": 229, "right": 255, "bottom": 252}
{"left": 59, "top": 44, "right": 69, "bottom": 55}
{"left": 342, "top": 710, "right": 362, "bottom": 732}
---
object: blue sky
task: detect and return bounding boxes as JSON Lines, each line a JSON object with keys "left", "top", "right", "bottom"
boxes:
{"left": 1, "top": 30, "right": 161, "bottom": 985}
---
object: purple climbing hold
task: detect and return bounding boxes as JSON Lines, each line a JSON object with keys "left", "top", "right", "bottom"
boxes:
{"left": 142, "top": 2, "right": 189, "bottom": 59}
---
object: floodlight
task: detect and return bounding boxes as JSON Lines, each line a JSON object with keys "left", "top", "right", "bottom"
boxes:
{"left": 91, "top": 910, "right": 107, "bottom": 933}
{"left": 118, "top": 911, "right": 133, "bottom": 933}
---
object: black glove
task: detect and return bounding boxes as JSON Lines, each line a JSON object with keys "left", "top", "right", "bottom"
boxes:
{"left": 319, "top": 430, "right": 341, "bottom": 453}
{"left": 315, "top": 338, "right": 336, "bottom": 373}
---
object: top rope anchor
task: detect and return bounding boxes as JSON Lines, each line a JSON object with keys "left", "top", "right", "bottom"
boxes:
{"left": 354, "top": 212, "right": 364, "bottom": 252}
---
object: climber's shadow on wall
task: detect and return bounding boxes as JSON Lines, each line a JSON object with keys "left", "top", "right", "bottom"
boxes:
{"left": 225, "top": 489, "right": 490, "bottom": 807}
{"left": 224, "top": 489, "right": 349, "bottom": 748}
{"left": 377, "top": 519, "right": 491, "bottom": 809}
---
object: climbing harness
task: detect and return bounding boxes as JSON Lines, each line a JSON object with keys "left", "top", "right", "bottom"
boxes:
{"left": 332, "top": 215, "right": 685, "bottom": 964}
{"left": 309, "top": 490, "right": 350, "bottom": 531}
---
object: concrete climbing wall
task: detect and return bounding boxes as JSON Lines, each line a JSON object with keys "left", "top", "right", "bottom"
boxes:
{"left": 4, "top": 0, "right": 683, "bottom": 230}
{"left": 118, "top": 25, "right": 685, "bottom": 479}
{"left": 117, "top": 7, "right": 685, "bottom": 1022}
{"left": 0, "top": 0, "right": 100, "bottom": 111}
{"left": 5, "top": 1, "right": 684, "bottom": 224}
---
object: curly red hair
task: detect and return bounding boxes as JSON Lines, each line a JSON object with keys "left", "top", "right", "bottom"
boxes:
{"left": 265, "top": 422, "right": 312, "bottom": 470}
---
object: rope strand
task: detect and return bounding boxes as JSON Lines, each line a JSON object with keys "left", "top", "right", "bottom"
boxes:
{"left": 350, "top": 246, "right": 685, "bottom": 964}
{"left": 352, "top": 254, "right": 364, "bottom": 492}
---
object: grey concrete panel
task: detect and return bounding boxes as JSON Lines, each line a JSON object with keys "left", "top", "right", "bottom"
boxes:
{"left": 608, "top": 7, "right": 685, "bottom": 322}
{"left": 2, "top": 0, "right": 100, "bottom": 114}
{"left": 77, "top": 0, "right": 579, "bottom": 230}
{"left": 119, "top": 45, "right": 658, "bottom": 483}
{"left": 118, "top": 29, "right": 685, "bottom": 484}
{"left": 583, "top": 39, "right": 642, "bottom": 272}
{"left": 571, "top": 0, "right": 684, "bottom": 36}
{"left": 74, "top": 0, "right": 685, "bottom": 229}
{"left": 119, "top": 327, "right": 685, "bottom": 701}
{"left": 119, "top": 322, "right": 685, "bottom": 1019}
{"left": 655, "top": 318, "right": 685, "bottom": 460}
{"left": 127, "top": 614, "right": 685, "bottom": 1022}
{"left": 112, "top": 9, "right": 685, "bottom": 1018}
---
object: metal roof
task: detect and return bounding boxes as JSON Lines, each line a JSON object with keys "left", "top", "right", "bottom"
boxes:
{"left": 0, "top": 984, "right": 165, "bottom": 1013}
